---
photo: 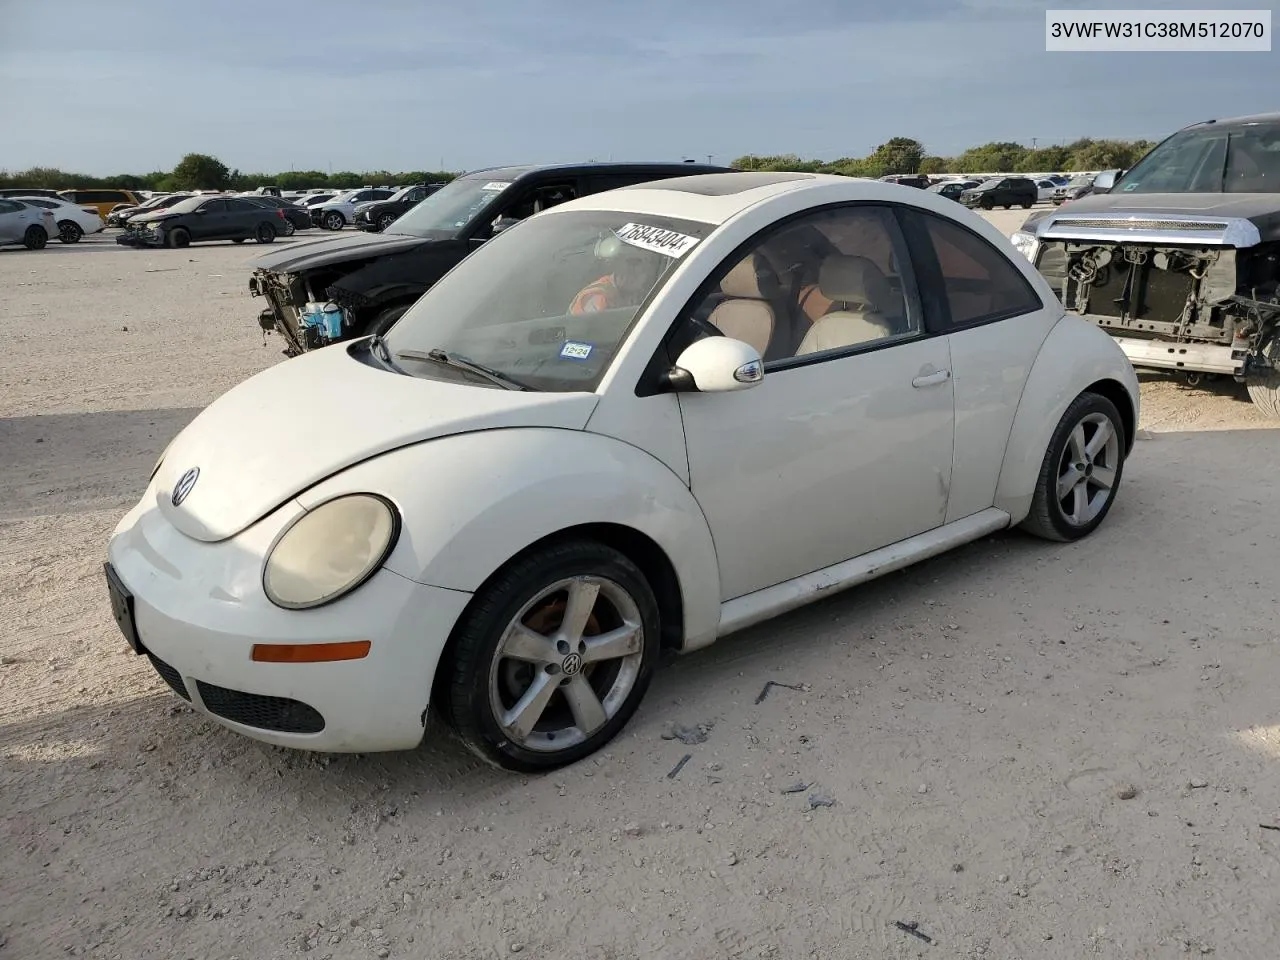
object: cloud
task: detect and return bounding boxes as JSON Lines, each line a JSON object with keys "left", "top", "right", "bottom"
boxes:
{"left": 0, "top": 0, "right": 1274, "bottom": 174}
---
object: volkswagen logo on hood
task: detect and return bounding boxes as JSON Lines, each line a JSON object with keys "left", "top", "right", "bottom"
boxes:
{"left": 171, "top": 467, "right": 200, "bottom": 506}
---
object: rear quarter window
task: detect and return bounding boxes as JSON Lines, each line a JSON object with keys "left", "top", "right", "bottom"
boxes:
{"left": 912, "top": 210, "right": 1042, "bottom": 328}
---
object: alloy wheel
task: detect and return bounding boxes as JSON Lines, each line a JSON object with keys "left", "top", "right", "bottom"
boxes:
{"left": 487, "top": 575, "right": 644, "bottom": 753}
{"left": 1056, "top": 411, "right": 1120, "bottom": 527}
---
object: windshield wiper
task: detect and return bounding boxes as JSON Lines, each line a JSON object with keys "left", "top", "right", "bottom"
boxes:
{"left": 395, "top": 347, "right": 530, "bottom": 391}
{"left": 367, "top": 333, "right": 404, "bottom": 373}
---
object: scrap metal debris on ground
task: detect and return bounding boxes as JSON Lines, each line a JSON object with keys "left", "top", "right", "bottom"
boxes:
{"left": 807, "top": 793, "right": 835, "bottom": 809}
{"left": 894, "top": 920, "right": 934, "bottom": 945}
{"left": 666, "top": 754, "right": 692, "bottom": 779}
{"left": 781, "top": 782, "right": 811, "bottom": 795}
{"left": 661, "top": 721, "right": 713, "bottom": 745}
{"left": 755, "top": 680, "right": 808, "bottom": 704}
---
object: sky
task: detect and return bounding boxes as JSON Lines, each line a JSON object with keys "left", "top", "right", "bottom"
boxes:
{"left": 0, "top": 0, "right": 1275, "bottom": 175}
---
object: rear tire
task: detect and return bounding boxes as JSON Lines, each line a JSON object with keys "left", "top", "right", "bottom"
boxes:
{"left": 57, "top": 221, "right": 83, "bottom": 243}
{"left": 442, "top": 539, "right": 661, "bottom": 772}
{"left": 232, "top": 238, "right": 246, "bottom": 244}
{"left": 255, "top": 222, "right": 277, "bottom": 244}
{"left": 1021, "top": 391, "right": 1126, "bottom": 542}
{"left": 1246, "top": 367, "right": 1280, "bottom": 419}
{"left": 168, "top": 227, "right": 190, "bottom": 249}
{"left": 282, "top": 219, "right": 296, "bottom": 237}
{"left": 1021, "top": 200, "right": 1033, "bottom": 209}
{"left": 22, "top": 225, "right": 48, "bottom": 250}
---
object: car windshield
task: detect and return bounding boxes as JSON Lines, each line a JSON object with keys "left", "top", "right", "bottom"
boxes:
{"left": 382, "top": 209, "right": 714, "bottom": 392}
{"left": 388, "top": 176, "right": 514, "bottom": 239}
{"left": 975, "top": 178, "right": 1002, "bottom": 190}
{"left": 1115, "top": 122, "right": 1280, "bottom": 194}
{"left": 163, "top": 197, "right": 206, "bottom": 214}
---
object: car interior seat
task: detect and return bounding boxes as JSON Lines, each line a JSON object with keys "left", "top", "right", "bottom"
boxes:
{"left": 706, "top": 254, "right": 779, "bottom": 357}
{"left": 795, "top": 255, "right": 895, "bottom": 356}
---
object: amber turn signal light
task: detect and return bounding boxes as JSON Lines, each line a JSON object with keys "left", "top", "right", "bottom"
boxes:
{"left": 251, "top": 641, "right": 371, "bottom": 663}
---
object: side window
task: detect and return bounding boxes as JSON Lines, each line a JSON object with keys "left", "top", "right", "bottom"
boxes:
{"left": 199, "top": 199, "right": 228, "bottom": 213}
{"left": 0, "top": 200, "right": 20, "bottom": 213}
{"left": 914, "top": 211, "right": 1042, "bottom": 327}
{"left": 678, "top": 205, "right": 919, "bottom": 365}
{"left": 582, "top": 174, "right": 651, "bottom": 195}
{"left": 224, "top": 198, "right": 256, "bottom": 211}
{"left": 490, "top": 182, "right": 578, "bottom": 231}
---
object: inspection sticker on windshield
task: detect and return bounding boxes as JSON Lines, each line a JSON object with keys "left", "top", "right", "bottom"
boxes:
{"left": 615, "top": 222, "right": 700, "bottom": 259}
{"left": 560, "top": 340, "right": 593, "bottom": 361}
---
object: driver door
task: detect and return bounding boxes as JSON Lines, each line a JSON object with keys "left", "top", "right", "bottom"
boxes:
{"left": 675, "top": 204, "right": 956, "bottom": 601}
{"left": 190, "top": 198, "right": 228, "bottom": 239}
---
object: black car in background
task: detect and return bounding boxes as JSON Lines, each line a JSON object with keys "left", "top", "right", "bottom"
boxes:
{"left": 106, "top": 192, "right": 194, "bottom": 226}
{"left": 353, "top": 182, "right": 448, "bottom": 232}
{"left": 249, "top": 160, "right": 731, "bottom": 354}
{"left": 960, "top": 176, "right": 1038, "bottom": 210}
{"left": 243, "top": 195, "right": 312, "bottom": 235}
{"left": 926, "top": 179, "right": 982, "bottom": 201}
{"left": 118, "top": 195, "right": 293, "bottom": 248}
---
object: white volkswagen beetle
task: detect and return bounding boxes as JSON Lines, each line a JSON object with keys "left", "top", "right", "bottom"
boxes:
{"left": 105, "top": 172, "right": 1139, "bottom": 771}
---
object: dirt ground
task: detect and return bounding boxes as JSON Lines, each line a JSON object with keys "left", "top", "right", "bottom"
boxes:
{"left": 3, "top": 218, "right": 1279, "bottom": 960}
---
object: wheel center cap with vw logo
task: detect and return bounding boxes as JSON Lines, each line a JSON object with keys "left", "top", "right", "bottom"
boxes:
{"left": 171, "top": 467, "right": 200, "bottom": 506}
{"left": 560, "top": 652, "right": 583, "bottom": 676}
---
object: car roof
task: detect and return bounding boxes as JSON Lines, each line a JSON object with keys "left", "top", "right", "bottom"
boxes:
{"left": 551, "top": 172, "right": 993, "bottom": 226}
{"left": 458, "top": 161, "right": 730, "bottom": 182}
{"left": 1184, "top": 111, "right": 1280, "bottom": 131}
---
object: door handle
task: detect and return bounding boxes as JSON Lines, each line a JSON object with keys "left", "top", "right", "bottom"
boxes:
{"left": 912, "top": 369, "right": 951, "bottom": 388}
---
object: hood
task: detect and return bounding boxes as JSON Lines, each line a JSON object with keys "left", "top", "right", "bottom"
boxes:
{"left": 131, "top": 209, "right": 179, "bottom": 224}
{"left": 248, "top": 230, "right": 431, "bottom": 271}
{"left": 1025, "top": 192, "right": 1280, "bottom": 243}
{"left": 151, "top": 344, "right": 599, "bottom": 542}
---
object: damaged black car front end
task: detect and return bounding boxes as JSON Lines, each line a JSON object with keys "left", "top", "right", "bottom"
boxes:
{"left": 1011, "top": 112, "right": 1280, "bottom": 417}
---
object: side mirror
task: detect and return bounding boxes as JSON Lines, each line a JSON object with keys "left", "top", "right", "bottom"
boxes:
{"left": 491, "top": 216, "right": 521, "bottom": 235}
{"left": 668, "top": 337, "right": 763, "bottom": 393}
{"left": 1091, "top": 169, "right": 1121, "bottom": 193}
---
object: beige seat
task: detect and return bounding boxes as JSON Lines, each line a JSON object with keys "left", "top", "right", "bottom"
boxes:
{"left": 706, "top": 255, "right": 775, "bottom": 355}
{"left": 795, "top": 255, "right": 894, "bottom": 356}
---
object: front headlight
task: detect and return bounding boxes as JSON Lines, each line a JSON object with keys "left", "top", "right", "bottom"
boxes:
{"left": 1009, "top": 230, "right": 1039, "bottom": 262}
{"left": 263, "top": 494, "right": 399, "bottom": 610}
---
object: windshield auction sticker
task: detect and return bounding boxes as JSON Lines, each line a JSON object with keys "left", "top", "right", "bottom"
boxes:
{"left": 615, "top": 223, "right": 700, "bottom": 258}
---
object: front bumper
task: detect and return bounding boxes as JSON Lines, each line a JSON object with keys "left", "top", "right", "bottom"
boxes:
{"left": 116, "top": 228, "right": 164, "bottom": 247}
{"left": 105, "top": 490, "right": 472, "bottom": 752}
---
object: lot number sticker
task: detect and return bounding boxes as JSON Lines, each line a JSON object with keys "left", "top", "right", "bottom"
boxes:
{"left": 615, "top": 223, "right": 700, "bottom": 258}
{"left": 560, "top": 340, "right": 594, "bottom": 360}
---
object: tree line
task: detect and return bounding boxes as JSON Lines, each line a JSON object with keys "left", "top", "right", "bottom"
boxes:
{"left": 0, "top": 136, "right": 1158, "bottom": 193}
{"left": 0, "top": 153, "right": 458, "bottom": 192}
{"left": 731, "top": 136, "right": 1158, "bottom": 177}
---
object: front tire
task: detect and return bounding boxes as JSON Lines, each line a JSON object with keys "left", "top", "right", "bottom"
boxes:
{"left": 367, "top": 303, "right": 411, "bottom": 337}
{"left": 323, "top": 211, "right": 344, "bottom": 231}
{"left": 23, "top": 225, "right": 48, "bottom": 250}
{"left": 981, "top": 196, "right": 994, "bottom": 210}
{"left": 377, "top": 212, "right": 397, "bottom": 231}
{"left": 57, "top": 221, "right": 83, "bottom": 243}
{"left": 443, "top": 540, "right": 660, "bottom": 772}
{"left": 1246, "top": 367, "right": 1280, "bottom": 419}
{"left": 1021, "top": 391, "right": 1126, "bottom": 542}
{"left": 167, "top": 227, "right": 190, "bottom": 249}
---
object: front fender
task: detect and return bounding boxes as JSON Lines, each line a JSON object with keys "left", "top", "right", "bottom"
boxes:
{"left": 994, "top": 315, "right": 1140, "bottom": 521}
{"left": 296, "top": 428, "right": 723, "bottom": 650}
